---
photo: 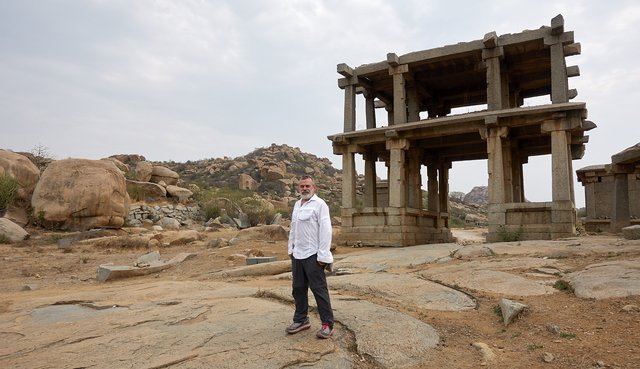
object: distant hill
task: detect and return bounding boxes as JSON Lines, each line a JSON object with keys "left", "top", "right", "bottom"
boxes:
{"left": 159, "top": 143, "right": 488, "bottom": 224}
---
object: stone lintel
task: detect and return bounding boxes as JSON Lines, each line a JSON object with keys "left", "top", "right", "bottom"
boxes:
{"left": 338, "top": 76, "right": 359, "bottom": 88}
{"left": 385, "top": 129, "right": 399, "bottom": 138}
{"left": 386, "top": 138, "right": 410, "bottom": 150}
{"left": 338, "top": 75, "right": 377, "bottom": 91}
{"left": 566, "top": 65, "right": 580, "bottom": 77}
{"left": 544, "top": 31, "right": 574, "bottom": 46}
{"left": 564, "top": 42, "right": 581, "bottom": 56}
{"left": 329, "top": 134, "right": 346, "bottom": 143}
{"left": 550, "top": 14, "right": 564, "bottom": 35}
{"left": 482, "top": 46, "right": 504, "bottom": 60}
{"left": 578, "top": 175, "right": 598, "bottom": 184}
{"left": 541, "top": 117, "right": 582, "bottom": 132}
{"left": 388, "top": 64, "right": 409, "bottom": 75}
{"left": 605, "top": 163, "right": 635, "bottom": 174}
{"left": 337, "top": 63, "right": 354, "bottom": 77}
{"left": 332, "top": 142, "right": 365, "bottom": 155}
{"left": 483, "top": 31, "right": 498, "bottom": 48}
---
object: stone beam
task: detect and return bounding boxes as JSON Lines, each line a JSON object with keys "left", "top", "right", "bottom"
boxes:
{"left": 337, "top": 63, "right": 354, "bottom": 78}
{"left": 566, "top": 65, "right": 580, "bottom": 77}
{"left": 564, "top": 42, "right": 581, "bottom": 56}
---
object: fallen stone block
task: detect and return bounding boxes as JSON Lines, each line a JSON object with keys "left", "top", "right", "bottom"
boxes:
{"left": 213, "top": 260, "right": 291, "bottom": 278}
{"left": 0, "top": 217, "right": 30, "bottom": 243}
{"left": 96, "top": 252, "right": 196, "bottom": 282}
{"left": 499, "top": 298, "right": 528, "bottom": 327}
{"left": 135, "top": 250, "right": 161, "bottom": 267}
{"left": 246, "top": 256, "right": 277, "bottom": 265}
{"left": 622, "top": 225, "right": 640, "bottom": 240}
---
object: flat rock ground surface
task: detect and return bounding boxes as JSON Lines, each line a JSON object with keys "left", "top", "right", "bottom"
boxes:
{"left": 1, "top": 225, "right": 639, "bottom": 369}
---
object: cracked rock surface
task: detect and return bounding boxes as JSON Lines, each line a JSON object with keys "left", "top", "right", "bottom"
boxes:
{"left": 2, "top": 228, "right": 640, "bottom": 368}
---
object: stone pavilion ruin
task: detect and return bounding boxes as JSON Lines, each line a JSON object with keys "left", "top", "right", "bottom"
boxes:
{"left": 328, "top": 15, "right": 595, "bottom": 246}
{"left": 577, "top": 143, "right": 640, "bottom": 233}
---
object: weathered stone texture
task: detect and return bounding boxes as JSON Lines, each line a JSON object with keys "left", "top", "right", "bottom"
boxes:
{"left": 31, "top": 159, "right": 130, "bottom": 230}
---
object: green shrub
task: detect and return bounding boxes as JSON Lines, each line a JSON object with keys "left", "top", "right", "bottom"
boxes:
{"left": 559, "top": 331, "right": 576, "bottom": 339}
{"left": 497, "top": 225, "right": 523, "bottom": 242}
{"left": 552, "top": 280, "right": 574, "bottom": 294}
{"left": 449, "top": 215, "right": 466, "bottom": 229}
{"left": 127, "top": 183, "right": 149, "bottom": 201}
{"left": 202, "top": 203, "right": 221, "bottom": 221}
{"left": 0, "top": 174, "right": 20, "bottom": 214}
{"left": 493, "top": 305, "right": 502, "bottom": 317}
{"left": 240, "top": 197, "right": 275, "bottom": 226}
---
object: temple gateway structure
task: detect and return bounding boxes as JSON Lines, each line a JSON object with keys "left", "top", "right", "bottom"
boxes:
{"left": 328, "top": 15, "right": 595, "bottom": 246}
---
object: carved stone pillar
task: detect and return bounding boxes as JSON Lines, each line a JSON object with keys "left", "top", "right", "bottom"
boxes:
{"left": 482, "top": 123, "right": 509, "bottom": 204}
{"left": 388, "top": 53, "right": 409, "bottom": 125}
{"left": 343, "top": 84, "right": 356, "bottom": 132}
{"left": 407, "top": 84, "right": 421, "bottom": 122}
{"left": 544, "top": 15, "right": 571, "bottom": 103}
{"left": 438, "top": 161, "right": 451, "bottom": 228}
{"left": 341, "top": 149, "right": 356, "bottom": 208}
{"left": 608, "top": 164, "right": 632, "bottom": 232}
{"left": 407, "top": 148, "right": 422, "bottom": 209}
{"left": 364, "top": 89, "right": 376, "bottom": 130}
{"left": 511, "top": 152, "right": 526, "bottom": 203}
{"left": 386, "top": 138, "right": 409, "bottom": 207}
{"left": 363, "top": 151, "right": 378, "bottom": 207}
{"left": 482, "top": 32, "right": 505, "bottom": 110}
{"left": 426, "top": 158, "right": 439, "bottom": 213}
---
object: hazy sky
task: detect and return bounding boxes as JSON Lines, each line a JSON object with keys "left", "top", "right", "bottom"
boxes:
{"left": 2, "top": 1, "right": 639, "bottom": 207}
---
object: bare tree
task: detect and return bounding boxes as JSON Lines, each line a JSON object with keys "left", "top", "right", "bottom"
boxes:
{"left": 30, "top": 143, "right": 55, "bottom": 170}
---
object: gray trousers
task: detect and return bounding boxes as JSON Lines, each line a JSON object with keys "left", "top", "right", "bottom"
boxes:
{"left": 291, "top": 254, "right": 334, "bottom": 328}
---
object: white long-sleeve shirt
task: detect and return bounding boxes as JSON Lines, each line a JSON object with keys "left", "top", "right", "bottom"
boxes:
{"left": 287, "top": 194, "right": 333, "bottom": 264}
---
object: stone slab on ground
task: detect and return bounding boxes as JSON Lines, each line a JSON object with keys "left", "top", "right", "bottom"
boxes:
{"left": 212, "top": 259, "right": 291, "bottom": 278}
{"left": 266, "top": 286, "right": 439, "bottom": 368}
{"left": 565, "top": 259, "right": 640, "bottom": 299}
{"left": 0, "top": 281, "right": 354, "bottom": 369}
{"left": 333, "top": 295, "right": 439, "bottom": 368}
{"left": 96, "top": 252, "right": 196, "bottom": 282}
{"left": 622, "top": 225, "right": 640, "bottom": 240}
{"left": 334, "top": 243, "right": 458, "bottom": 272}
{"left": 420, "top": 258, "right": 559, "bottom": 296}
{"left": 330, "top": 273, "right": 476, "bottom": 311}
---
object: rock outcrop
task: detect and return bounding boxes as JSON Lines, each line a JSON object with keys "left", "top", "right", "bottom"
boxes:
{"left": 0, "top": 217, "right": 30, "bottom": 243}
{"left": 150, "top": 165, "right": 179, "bottom": 186}
{"left": 0, "top": 149, "right": 40, "bottom": 202}
{"left": 31, "top": 159, "right": 130, "bottom": 230}
{"left": 463, "top": 186, "right": 488, "bottom": 206}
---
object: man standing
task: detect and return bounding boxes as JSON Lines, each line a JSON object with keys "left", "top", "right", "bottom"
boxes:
{"left": 286, "top": 175, "right": 334, "bottom": 338}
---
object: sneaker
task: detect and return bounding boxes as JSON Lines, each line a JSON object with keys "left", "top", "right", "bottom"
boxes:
{"left": 316, "top": 323, "right": 333, "bottom": 339}
{"left": 286, "top": 318, "right": 310, "bottom": 334}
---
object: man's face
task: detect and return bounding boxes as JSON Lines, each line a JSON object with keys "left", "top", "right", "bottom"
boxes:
{"left": 298, "top": 178, "right": 316, "bottom": 200}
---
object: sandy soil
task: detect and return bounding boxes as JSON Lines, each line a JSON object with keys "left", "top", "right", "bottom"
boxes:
{"left": 1, "top": 226, "right": 639, "bottom": 368}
